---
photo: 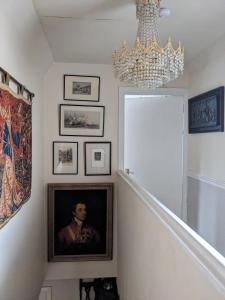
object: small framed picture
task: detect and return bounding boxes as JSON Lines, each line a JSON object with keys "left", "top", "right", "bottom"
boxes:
{"left": 84, "top": 142, "right": 111, "bottom": 176}
{"left": 189, "top": 86, "right": 224, "bottom": 133}
{"left": 48, "top": 183, "right": 113, "bottom": 262}
{"left": 59, "top": 104, "right": 105, "bottom": 137}
{"left": 64, "top": 75, "right": 100, "bottom": 102}
{"left": 53, "top": 142, "right": 78, "bottom": 175}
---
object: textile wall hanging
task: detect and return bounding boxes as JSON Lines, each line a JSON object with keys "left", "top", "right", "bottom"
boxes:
{"left": 0, "top": 81, "right": 32, "bottom": 228}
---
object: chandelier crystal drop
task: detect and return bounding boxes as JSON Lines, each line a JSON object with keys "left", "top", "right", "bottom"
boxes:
{"left": 112, "top": 0, "right": 184, "bottom": 89}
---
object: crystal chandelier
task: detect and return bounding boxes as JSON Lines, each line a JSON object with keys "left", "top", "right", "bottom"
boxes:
{"left": 112, "top": 0, "right": 184, "bottom": 89}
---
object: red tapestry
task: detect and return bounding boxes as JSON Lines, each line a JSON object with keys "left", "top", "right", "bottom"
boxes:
{"left": 0, "top": 85, "right": 32, "bottom": 228}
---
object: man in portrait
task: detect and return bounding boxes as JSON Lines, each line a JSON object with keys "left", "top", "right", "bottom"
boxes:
{"left": 56, "top": 201, "right": 101, "bottom": 255}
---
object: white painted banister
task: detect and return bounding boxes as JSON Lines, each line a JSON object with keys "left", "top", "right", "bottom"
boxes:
{"left": 117, "top": 171, "right": 225, "bottom": 300}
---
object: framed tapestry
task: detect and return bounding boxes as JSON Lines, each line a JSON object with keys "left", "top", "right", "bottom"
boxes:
{"left": 48, "top": 183, "right": 113, "bottom": 262}
{"left": 64, "top": 75, "right": 100, "bottom": 102}
{"left": 59, "top": 104, "right": 105, "bottom": 137}
{"left": 0, "top": 82, "right": 32, "bottom": 228}
{"left": 189, "top": 87, "right": 224, "bottom": 133}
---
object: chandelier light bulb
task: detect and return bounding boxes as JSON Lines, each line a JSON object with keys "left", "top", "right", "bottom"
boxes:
{"left": 112, "top": 0, "right": 184, "bottom": 89}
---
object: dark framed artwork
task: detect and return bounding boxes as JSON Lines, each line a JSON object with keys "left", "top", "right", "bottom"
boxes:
{"left": 59, "top": 104, "right": 105, "bottom": 137}
{"left": 48, "top": 183, "right": 113, "bottom": 262}
{"left": 189, "top": 87, "right": 224, "bottom": 133}
{"left": 84, "top": 142, "right": 112, "bottom": 176}
{"left": 64, "top": 75, "right": 100, "bottom": 102}
{"left": 53, "top": 142, "right": 78, "bottom": 175}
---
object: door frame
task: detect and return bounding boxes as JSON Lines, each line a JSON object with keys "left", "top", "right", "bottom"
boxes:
{"left": 118, "top": 87, "right": 188, "bottom": 221}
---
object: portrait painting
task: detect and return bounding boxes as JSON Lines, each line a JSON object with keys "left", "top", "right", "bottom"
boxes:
{"left": 59, "top": 104, "right": 105, "bottom": 137}
{"left": 0, "top": 82, "right": 32, "bottom": 228}
{"left": 48, "top": 183, "right": 113, "bottom": 262}
{"left": 64, "top": 75, "right": 100, "bottom": 102}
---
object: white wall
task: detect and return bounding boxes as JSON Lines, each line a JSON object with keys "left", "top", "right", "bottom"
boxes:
{"left": 186, "top": 34, "right": 225, "bottom": 258}
{"left": 43, "top": 63, "right": 118, "bottom": 281}
{"left": 117, "top": 173, "right": 225, "bottom": 300}
{"left": 187, "top": 176, "right": 225, "bottom": 256}
{"left": 39, "top": 279, "right": 96, "bottom": 300}
{"left": 0, "top": 1, "right": 53, "bottom": 300}
{"left": 40, "top": 280, "right": 80, "bottom": 300}
{"left": 187, "top": 37, "right": 225, "bottom": 182}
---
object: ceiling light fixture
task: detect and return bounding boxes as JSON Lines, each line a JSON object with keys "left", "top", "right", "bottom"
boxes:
{"left": 112, "top": 0, "right": 184, "bottom": 89}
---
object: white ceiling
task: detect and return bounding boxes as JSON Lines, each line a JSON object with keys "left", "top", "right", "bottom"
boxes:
{"left": 33, "top": 0, "right": 225, "bottom": 64}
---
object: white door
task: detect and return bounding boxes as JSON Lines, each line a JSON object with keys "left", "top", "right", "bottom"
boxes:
{"left": 124, "top": 95, "right": 185, "bottom": 218}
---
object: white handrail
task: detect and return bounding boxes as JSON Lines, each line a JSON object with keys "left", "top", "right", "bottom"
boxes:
{"left": 118, "top": 170, "right": 225, "bottom": 292}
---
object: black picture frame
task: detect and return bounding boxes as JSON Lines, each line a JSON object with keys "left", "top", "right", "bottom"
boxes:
{"left": 48, "top": 183, "right": 113, "bottom": 262}
{"left": 59, "top": 104, "right": 105, "bottom": 137}
{"left": 64, "top": 75, "right": 100, "bottom": 102}
{"left": 84, "top": 142, "right": 112, "bottom": 176}
{"left": 52, "top": 141, "right": 78, "bottom": 175}
{"left": 189, "top": 86, "right": 224, "bottom": 134}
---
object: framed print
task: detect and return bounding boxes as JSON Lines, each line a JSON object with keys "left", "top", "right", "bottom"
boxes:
{"left": 189, "top": 86, "right": 224, "bottom": 133}
{"left": 48, "top": 183, "right": 113, "bottom": 262}
{"left": 59, "top": 104, "right": 105, "bottom": 137}
{"left": 64, "top": 75, "right": 100, "bottom": 102}
{"left": 53, "top": 142, "right": 78, "bottom": 175}
{"left": 84, "top": 142, "right": 112, "bottom": 176}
